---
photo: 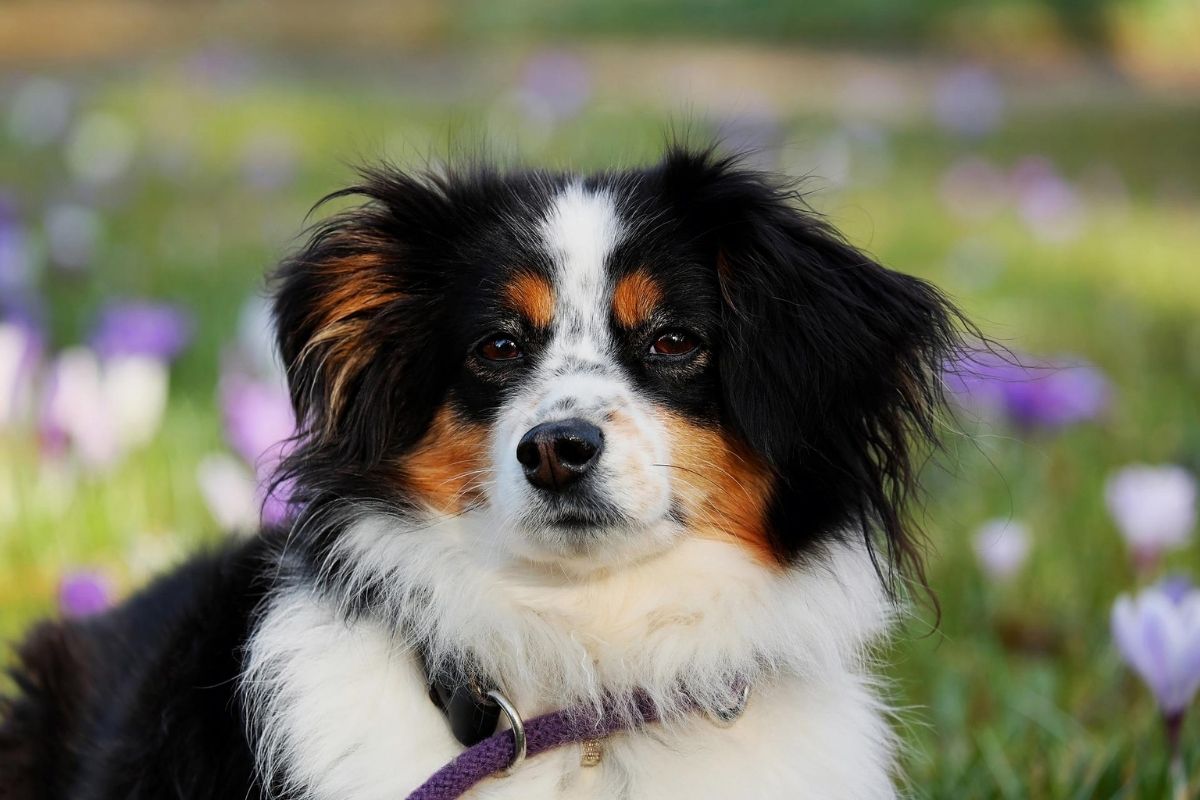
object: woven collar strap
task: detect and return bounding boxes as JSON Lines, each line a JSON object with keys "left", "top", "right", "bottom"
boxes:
{"left": 406, "top": 694, "right": 661, "bottom": 800}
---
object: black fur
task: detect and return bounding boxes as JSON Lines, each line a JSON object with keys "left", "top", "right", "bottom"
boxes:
{"left": 649, "top": 148, "right": 969, "bottom": 589}
{"left": 1, "top": 148, "right": 970, "bottom": 797}
{"left": 274, "top": 148, "right": 967, "bottom": 593}
{"left": 1, "top": 536, "right": 274, "bottom": 799}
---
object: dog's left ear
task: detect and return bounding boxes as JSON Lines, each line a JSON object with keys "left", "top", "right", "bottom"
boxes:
{"left": 272, "top": 169, "right": 459, "bottom": 467}
{"left": 658, "top": 148, "right": 966, "bottom": 589}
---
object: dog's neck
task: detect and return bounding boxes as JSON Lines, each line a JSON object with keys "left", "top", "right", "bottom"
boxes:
{"left": 302, "top": 512, "right": 893, "bottom": 718}
{"left": 245, "top": 513, "right": 900, "bottom": 798}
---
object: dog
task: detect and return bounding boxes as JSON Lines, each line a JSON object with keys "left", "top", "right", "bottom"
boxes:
{"left": 0, "top": 147, "right": 967, "bottom": 799}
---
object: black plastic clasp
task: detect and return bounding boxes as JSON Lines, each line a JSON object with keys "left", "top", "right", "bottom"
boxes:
{"left": 425, "top": 665, "right": 502, "bottom": 747}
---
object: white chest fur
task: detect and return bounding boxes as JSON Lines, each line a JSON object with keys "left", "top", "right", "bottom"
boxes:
{"left": 243, "top": 522, "right": 899, "bottom": 799}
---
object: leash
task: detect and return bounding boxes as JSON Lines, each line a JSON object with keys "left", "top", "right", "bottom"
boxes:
{"left": 409, "top": 649, "right": 752, "bottom": 800}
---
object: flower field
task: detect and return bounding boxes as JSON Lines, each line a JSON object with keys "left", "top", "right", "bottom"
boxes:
{"left": 2, "top": 37, "right": 1199, "bottom": 798}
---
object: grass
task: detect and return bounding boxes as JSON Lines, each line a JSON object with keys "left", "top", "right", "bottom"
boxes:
{"left": 2, "top": 49, "right": 1199, "bottom": 797}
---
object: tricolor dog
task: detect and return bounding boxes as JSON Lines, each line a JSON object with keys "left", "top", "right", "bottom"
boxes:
{"left": 0, "top": 148, "right": 969, "bottom": 799}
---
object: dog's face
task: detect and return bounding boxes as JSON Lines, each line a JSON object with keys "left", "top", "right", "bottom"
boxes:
{"left": 274, "top": 150, "right": 962, "bottom": 580}
{"left": 467, "top": 184, "right": 757, "bottom": 567}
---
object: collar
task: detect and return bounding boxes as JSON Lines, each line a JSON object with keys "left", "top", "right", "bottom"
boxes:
{"left": 417, "top": 645, "right": 502, "bottom": 748}
{"left": 410, "top": 647, "right": 752, "bottom": 800}
{"left": 417, "top": 643, "right": 753, "bottom": 747}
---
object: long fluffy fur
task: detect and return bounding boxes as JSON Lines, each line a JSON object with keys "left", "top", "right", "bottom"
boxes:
{"left": 243, "top": 531, "right": 898, "bottom": 799}
{"left": 2, "top": 147, "right": 970, "bottom": 799}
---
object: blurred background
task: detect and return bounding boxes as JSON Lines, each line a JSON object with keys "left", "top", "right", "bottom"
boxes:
{"left": 2, "top": 1, "right": 1198, "bottom": 796}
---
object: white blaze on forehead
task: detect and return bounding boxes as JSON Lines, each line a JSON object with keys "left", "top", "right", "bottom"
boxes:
{"left": 539, "top": 184, "right": 623, "bottom": 362}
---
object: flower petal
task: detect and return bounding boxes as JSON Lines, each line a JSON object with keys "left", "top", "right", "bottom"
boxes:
{"left": 104, "top": 356, "right": 168, "bottom": 449}
{"left": 196, "top": 453, "right": 260, "bottom": 533}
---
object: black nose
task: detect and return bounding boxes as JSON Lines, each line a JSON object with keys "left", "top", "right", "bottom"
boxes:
{"left": 515, "top": 419, "right": 604, "bottom": 492}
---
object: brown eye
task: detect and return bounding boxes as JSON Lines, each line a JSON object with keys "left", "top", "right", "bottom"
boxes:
{"left": 649, "top": 330, "right": 699, "bottom": 357}
{"left": 477, "top": 335, "right": 523, "bottom": 362}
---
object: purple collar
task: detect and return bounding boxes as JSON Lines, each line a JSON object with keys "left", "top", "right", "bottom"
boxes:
{"left": 407, "top": 692, "right": 656, "bottom": 800}
{"left": 408, "top": 683, "right": 751, "bottom": 800}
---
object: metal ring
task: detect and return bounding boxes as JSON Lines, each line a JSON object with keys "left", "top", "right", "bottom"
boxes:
{"left": 708, "top": 682, "right": 752, "bottom": 728}
{"left": 486, "top": 688, "right": 527, "bottom": 775}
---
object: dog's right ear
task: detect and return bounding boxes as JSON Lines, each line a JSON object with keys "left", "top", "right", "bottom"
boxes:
{"left": 272, "top": 169, "right": 455, "bottom": 465}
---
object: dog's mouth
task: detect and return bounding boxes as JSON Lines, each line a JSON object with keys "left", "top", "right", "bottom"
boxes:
{"left": 532, "top": 495, "right": 630, "bottom": 533}
{"left": 545, "top": 509, "right": 627, "bottom": 531}
{"left": 547, "top": 512, "right": 610, "bottom": 531}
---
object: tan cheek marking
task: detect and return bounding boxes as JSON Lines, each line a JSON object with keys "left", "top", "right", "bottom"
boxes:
{"left": 503, "top": 271, "right": 555, "bottom": 329}
{"left": 399, "top": 405, "right": 489, "bottom": 513}
{"left": 612, "top": 268, "right": 663, "bottom": 328}
{"left": 661, "top": 412, "right": 778, "bottom": 567}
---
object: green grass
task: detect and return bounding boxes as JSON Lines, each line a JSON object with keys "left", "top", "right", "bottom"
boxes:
{"left": 2, "top": 55, "right": 1199, "bottom": 797}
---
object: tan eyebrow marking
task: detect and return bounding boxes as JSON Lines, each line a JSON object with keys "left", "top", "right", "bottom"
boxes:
{"left": 502, "top": 270, "right": 556, "bottom": 329}
{"left": 612, "top": 268, "right": 664, "bottom": 328}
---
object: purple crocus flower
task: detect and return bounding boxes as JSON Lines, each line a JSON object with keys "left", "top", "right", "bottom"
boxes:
{"left": 58, "top": 570, "right": 114, "bottom": 617}
{"left": 1112, "top": 578, "right": 1200, "bottom": 764}
{"left": 90, "top": 301, "right": 193, "bottom": 362}
{"left": 260, "top": 477, "right": 296, "bottom": 527}
{"left": 1002, "top": 361, "right": 1108, "bottom": 428}
{"left": 945, "top": 351, "right": 1109, "bottom": 430}
{"left": 220, "top": 372, "right": 295, "bottom": 471}
{"left": 217, "top": 370, "right": 298, "bottom": 526}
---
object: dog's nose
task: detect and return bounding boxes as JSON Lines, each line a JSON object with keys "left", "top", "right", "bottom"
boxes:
{"left": 515, "top": 419, "right": 604, "bottom": 492}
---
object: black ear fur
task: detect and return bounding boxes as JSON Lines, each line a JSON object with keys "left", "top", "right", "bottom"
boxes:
{"left": 270, "top": 168, "right": 462, "bottom": 506}
{"left": 658, "top": 147, "right": 968, "bottom": 593}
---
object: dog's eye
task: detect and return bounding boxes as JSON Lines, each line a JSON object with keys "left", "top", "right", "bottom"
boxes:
{"left": 649, "top": 330, "right": 699, "bottom": 357}
{"left": 477, "top": 335, "right": 524, "bottom": 362}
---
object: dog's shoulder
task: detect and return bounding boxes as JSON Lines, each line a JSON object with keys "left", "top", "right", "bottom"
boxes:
{"left": 0, "top": 534, "right": 278, "bottom": 800}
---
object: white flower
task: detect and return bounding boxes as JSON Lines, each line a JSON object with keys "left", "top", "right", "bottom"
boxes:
{"left": 43, "top": 348, "right": 168, "bottom": 469}
{"left": 973, "top": 518, "right": 1031, "bottom": 580}
{"left": 195, "top": 453, "right": 260, "bottom": 533}
{"left": 104, "top": 356, "right": 168, "bottom": 449}
{"left": 1112, "top": 580, "right": 1200, "bottom": 715}
{"left": 1106, "top": 465, "right": 1197, "bottom": 558}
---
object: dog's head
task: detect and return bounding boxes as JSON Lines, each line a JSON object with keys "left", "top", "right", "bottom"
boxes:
{"left": 273, "top": 149, "right": 964, "bottom": 586}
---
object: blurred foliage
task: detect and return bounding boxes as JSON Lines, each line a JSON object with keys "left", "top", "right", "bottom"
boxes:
{"left": 461, "top": 0, "right": 1123, "bottom": 46}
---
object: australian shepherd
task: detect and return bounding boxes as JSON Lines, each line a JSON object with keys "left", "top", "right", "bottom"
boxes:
{"left": 0, "top": 147, "right": 968, "bottom": 799}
